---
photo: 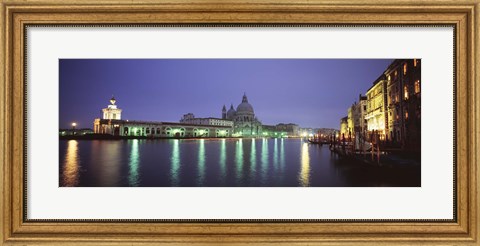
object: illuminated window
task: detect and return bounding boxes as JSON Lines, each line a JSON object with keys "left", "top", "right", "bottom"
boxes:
{"left": 414, "top": 80, "right": 420, "bottom": 94}
{"left": 404, "top": 86, "right": 409, "bottom": 100}
{"left": 388, "top": 75, "right": 391, "bottom": 81}
{"left": 403, "top": 63, "right": 407, "bottom": 75}
{"left": 414, "top": 59, "right": 417, "bottom": 67}
{"left": 405, "top": 111, "right": 409, "bottom": 119}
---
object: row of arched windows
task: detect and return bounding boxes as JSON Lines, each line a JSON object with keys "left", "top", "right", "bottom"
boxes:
{"left": 123, "top": 126, "right": 186, "bottom": 136}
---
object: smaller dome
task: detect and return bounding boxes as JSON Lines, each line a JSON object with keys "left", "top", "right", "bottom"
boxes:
{"left": 227, "top": 104, "right": 236, "bottom": 119}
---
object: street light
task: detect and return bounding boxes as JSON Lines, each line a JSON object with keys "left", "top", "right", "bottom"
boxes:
{"left": 71, "top": 122, "right": 77, "bottom": 130}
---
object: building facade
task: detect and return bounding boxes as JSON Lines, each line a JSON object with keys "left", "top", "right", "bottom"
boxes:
{"left": 340, "top": 116, "right": 348, "bottom": 138}
{"left": 222, "top": 93, "right": 263, "bottom": 137}
{"left": 347, "top": 106, "right": 354, "bottom": 135}
{"left": 365, "top": 75, "right": 388, "bottom": 137}
{"left": 385, "top": 59, "right": 421, "bottom": 150}
{"left": 275, "top": 123, "right": 299, "bottom": 137}
{"left": 355, "top": 95, "right": 368, "bottom": 135}
{"left": 180, "top": 113, "right": 234, "bottom": 127}
{"left": 337, "top": 59, "right": 421, "bottom": 152}
{"left": 101, "top": 96, "right": 122, "bottom": 120}
{"left": 93, "top": 98, "right": 233, "bottom": 138}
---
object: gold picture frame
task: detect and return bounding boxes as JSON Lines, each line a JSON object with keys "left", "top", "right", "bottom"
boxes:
{"left": 1, "top": 0, "right": 478, "bottom": 244}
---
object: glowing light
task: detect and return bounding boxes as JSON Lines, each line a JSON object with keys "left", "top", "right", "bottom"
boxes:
{"left": 219, "top": 139, "right": 227, "bottom": 183}
{"left": 128, "top": 139, "right": 140, "bottom": 186}
{"left": 250, "top": 138, "right": 257, "bottom": 180}
{"left": 280, "top": 138, "right": 285, "bottom": 171}
{"left": 260, "top": 138, "right": 269, "bottom": 184}
{"left": 273, "top": 138, "right": 279, "bottom": 169}
{"left": 71, "top": 122, "right": 77, "bottom": 127}
{"left": 170, "top": 139, "right": 180, "bottom": 186}
{"left": 62, "top": 140, "right": 80, "bottom": 186}
{"left": 197, "top": 139, "right": 205, "bottom": 186}
{"left": 235, "top": 139, "right": 244, "bottom": 182}
{"left": 299, "top": 143, "right": 310, "bottom": 187}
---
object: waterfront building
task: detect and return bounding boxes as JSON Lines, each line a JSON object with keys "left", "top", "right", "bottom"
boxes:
{"left": 340, "top": 116, "right": 348, "bottom": 137}
{"left": 336, "top": 59, "right": 420, "bottom": 152}
{"left": 365, "top": 74, "right": 388, "bottom": 137}
{"left": 343, "top": 94, "right": 367, "bottom": 138}
{"left": 180, "top": 113, "right": 234, "bottom": 127}
{"left": 261, "top": 124, "right": 286, "bottom": 137}
{"left": 354, "top": 95, "right": 368, "bottom": 135}
{"left": 102, "top": 96, "right": 122, "bottom": 120}
{"left": 347, "top": 106, "right": 354, "bottom": 135}
{"left": 93, "top": 98, "right": 232, "bottom": 137}
{"left": 299, "top": 127, "right": 316, "bottom": 137}
{"left": 59, "top": 128, "right": 93, "bottom": 136}
{"left": 275, "top": 123, "right": 299, "bottom": 137}
{"left": 346, "top": 95, "right": 368, "bottom": 137}
{"left": 222, "top": 93, "right": 263, "bottom": 137}
{"left": 385, "top": 59, "right": 421, "bottom": 150}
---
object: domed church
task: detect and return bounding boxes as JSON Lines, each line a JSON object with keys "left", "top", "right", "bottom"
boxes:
{"left": 222, "top": 93, "right": 263, "bottom": 137}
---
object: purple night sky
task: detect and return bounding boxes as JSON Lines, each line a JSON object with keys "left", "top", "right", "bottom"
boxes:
{"left": 59, "top": 59, "right": 393, "bottom": 130}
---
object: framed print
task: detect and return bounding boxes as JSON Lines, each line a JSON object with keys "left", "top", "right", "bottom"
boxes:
{"left": 1, "top": 0, "right": 479, "bottom": 245}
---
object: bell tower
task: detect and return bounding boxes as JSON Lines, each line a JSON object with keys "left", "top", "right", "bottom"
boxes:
{"left": 222, "top": 105, "right": 227, "bottom": 119}
{"left": 102, "top": 96, "right": 122, "bottom": 120}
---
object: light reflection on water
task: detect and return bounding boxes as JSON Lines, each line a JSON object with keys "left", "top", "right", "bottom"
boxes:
{"left": 61, "top": 140, "right": 80, "bottom": 186}
{"left": 170, "top": 139, "right": 180, "bottom": 186}
{"left": 299, "top": 142, "right": 311, "bottom": 187}
{"left": 235, "top": 139, "right": 244, "bottom": 183}
{"left": 59, "top": 138, "right": 419, "bottom": 187}
{"left": 219, "top": 139, "right": 227, "bottom": 184}
{"left": 197, "top": 139, "right": 206, "bottom": 186}
{"left": 280, "top": 138, "right": 285, "bottom": 172}
{"left": 128, "top": 139, "right": 140, "bottom": 186}
{"left": 249, "top": 138, "right": 257, "bottom": 181}
{"left": 261, "top": 138, "right": 269, "bottom": 185}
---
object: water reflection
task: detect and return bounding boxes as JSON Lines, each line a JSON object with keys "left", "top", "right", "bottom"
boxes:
{"left": 280, "top": 138, "right": 285, "bottom": 171}
{"left": 250, "top": 138, "right": 257, "bottom": 181}
{"left": 197, "top": 139, "right": 206, "bottom": 186}
{"left": 62, "top": 140, "right": 80, "bottom": 186}
{"left": 235, "top": 139, "right": 244, "bottom": 183}
{"left": 59, "top": 138, "right": 420, "bottom": 187}
{"left": 273, "top": 138, "right": 279, "bottom": 171}
{"left": 261, "top": 138, "right": 269, "bottom": 184}
{"left": 219, "top": 139, "right": 227, "bottom": 183}
{"left": 128, "top": 139, "right": 140, "bottom": 186}
{"left": 102, "top": 141, "right": 122, "bottom": 186}
{"left": 170, "top": 139, "right": 180, "bottom": 186}
{"left": 299, "top": 142, "right": 311, "bottom": 186}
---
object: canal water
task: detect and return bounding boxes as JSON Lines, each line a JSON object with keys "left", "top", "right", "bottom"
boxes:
{"left": 59, "top": 138, "right": 420, "bottom": 187}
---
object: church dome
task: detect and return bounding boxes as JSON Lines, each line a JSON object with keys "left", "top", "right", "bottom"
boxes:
{"left": 227, "top": 104, "right": 236, "bottom": 119}
{"left": 236, "top": 93, "right": 254, "bottom": 115}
